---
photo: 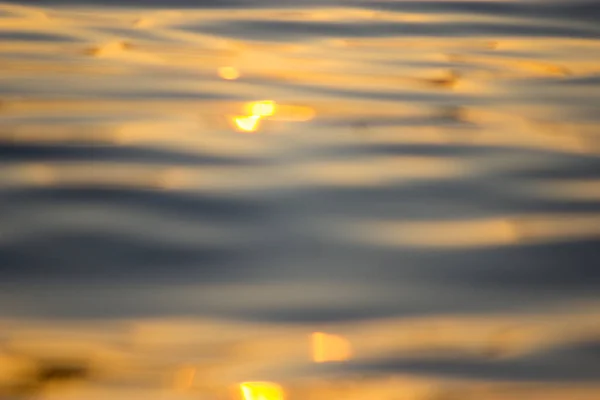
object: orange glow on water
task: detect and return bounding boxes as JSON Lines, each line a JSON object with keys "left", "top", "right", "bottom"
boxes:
{"left": 240, "top": 382, "right": 285, "bottom": 400}
{"left": 219, "top": 66, "right": 241, "bottom": 80}
{"left": 273, "top": 105, "right": 315, "bottom": 122}
{"left": 311, "top": 332, "right": 352, "bottom": 363}
{"left": 289, "top": 105, "right": 315, "bottom": 121}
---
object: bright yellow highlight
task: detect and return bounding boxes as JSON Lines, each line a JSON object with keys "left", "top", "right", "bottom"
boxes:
{"left": 240, "top": 382, "right": 285, "bottom": 400}
{"left": 219, "top": 66, "right": 240, "bottom": 80}
{"left": 311, "top": 332, "right": 352, "bottom": 363}
{"left": 231, "top": 100, "right": 314, "bottom": 133}
{"left": 233, "top": 115, "right": 261, "bottom": 132}
{"left": 231, "top": 101, "right": 275, "bottom": 133}
{"left": 247, "top": 100, "right": 276, "bottom": 117}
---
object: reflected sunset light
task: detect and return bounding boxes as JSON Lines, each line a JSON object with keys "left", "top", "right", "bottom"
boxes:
{"left": 230, "top": 100, "right": 315, "bottom": 133}
{"left": 1, "top": 0, "right": 600, "bottom": 399}
{"left": 219, "top": 66, "right": 241, "bottom": 80}
{"left": 311, "top": 332, "right": 352, "bottom": 363}
{"left": 246, "top": 100, "right": 276, "bottom": 117}
{"left": 233, "top": 115, "right": 261, "bottom": 133}
{"left": 240, "top": 382, "right": 285, "bottom": 400}
{"left": 272, "top": 104, "right": 316, "bottom": 122}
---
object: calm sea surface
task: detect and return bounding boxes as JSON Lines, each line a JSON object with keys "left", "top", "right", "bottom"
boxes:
{"left": 0, "top": 1, "right": 599, "bottom": 398}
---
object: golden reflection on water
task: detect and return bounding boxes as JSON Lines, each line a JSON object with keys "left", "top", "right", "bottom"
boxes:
{"left": 230, "top": 100, "right": 315, "bottom": 133}
{"left": 271, "top": 105, "right": 316, "bottom": 122}
{"left": 231, "top": 101, "right": 276, "bottom": 133}
{"left": 1, "top": 1, "right": 600, "bottom": 399}
{"left": 219, "top": 66, "right": 241, "bottom": 80}
{"left": 240, "top": 382, "right": 285, "bottom": 400}
{"left": 232, "top": 114, "right": 261, "bottom": 133}
{"left": 311, "top": 332, "right": 352, "bottom": 363}
{"left": 246, "top": 100, "right": 276, "bottom": 118}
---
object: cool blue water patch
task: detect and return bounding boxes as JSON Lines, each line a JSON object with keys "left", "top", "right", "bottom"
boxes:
{"left": 0, "top": 30, "right": 82, "bottom": 42}
{"left": 0, "top": 142, "right": 269, "bottom": 167}
{"left": 178, "top": 19, "right": 600, "bottom": 42}
{"left": 2, "top": 0, "right": 340, "bottom": 9}
{"left": 337, "top": 338, "right": 600, "bottom": 382}
{"left": 360, "top": 0, "right": 600, "bottom": 24}
{"left": 94, "top": 27, "right": 184, "bottom": 43}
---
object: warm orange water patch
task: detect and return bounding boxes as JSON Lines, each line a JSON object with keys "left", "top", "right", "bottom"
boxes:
{"left": 311, "top": 332, "right": 352, "bottom": 363}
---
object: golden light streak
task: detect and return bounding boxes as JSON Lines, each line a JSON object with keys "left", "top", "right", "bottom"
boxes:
{"left": 311, "top": 332, "right": 352, "bottom": 363}
{"left": 218, "top": 66, "right": 240, "bottom": 80}
{"left": 273, "top": 105, "right": 315, "bottom": 122}
{"left": 240, "top": 382, "right": 285, "bottom": 400}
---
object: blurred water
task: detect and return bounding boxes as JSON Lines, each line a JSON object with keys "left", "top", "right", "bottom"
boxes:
{"left": 0, "top": 0, "right": 599, "bottom": 399}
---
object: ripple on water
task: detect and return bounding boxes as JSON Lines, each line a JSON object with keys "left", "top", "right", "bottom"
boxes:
{"left": 0, "top": 1, "right": 599, "bottom": 399}
{"left": 0, "top": 31, "right": 80, "bottom": 42}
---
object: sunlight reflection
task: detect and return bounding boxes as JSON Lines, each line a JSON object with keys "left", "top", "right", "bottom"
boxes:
{"left": 2, "top": 1, "right": 600, "bottom": 399}
{"left": 240, "top": 382, "right": 284, "bottom": 400}
{"left": 218, "top": 66, "right": 240, "bottom": 80}
{"left": 311, "top": 332, "right": 352, "bottom": 363}
{"left": 246, "top": 100, "right": 276, "bottom": 117}
{"left": 230, "top": 101, "right": 275, "bottom": 133}
{"left": 230, "top": 100, "right": 315, "bottom": 133}
{"left": 233, "top": 115, "right": 261, "bottom": 133}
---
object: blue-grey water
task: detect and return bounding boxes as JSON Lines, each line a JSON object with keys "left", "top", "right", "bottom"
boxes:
{"left": 0, "top": 1, "right": 599, "bottom": 398}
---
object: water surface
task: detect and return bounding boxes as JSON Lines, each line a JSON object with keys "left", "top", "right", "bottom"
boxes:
{"left": 0, "top": 0, "right": 599, "bottom": 398}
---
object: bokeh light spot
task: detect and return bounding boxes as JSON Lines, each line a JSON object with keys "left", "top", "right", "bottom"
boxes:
{"left": 219, "top": 66, "right": 240, "bottom": 80}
